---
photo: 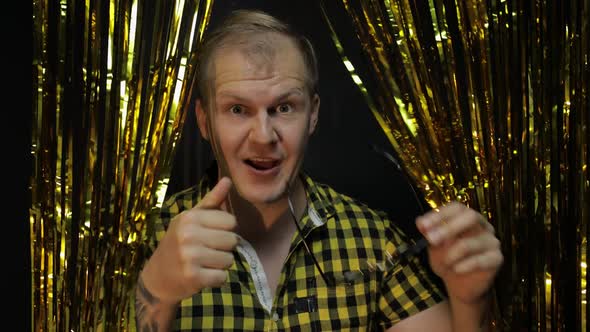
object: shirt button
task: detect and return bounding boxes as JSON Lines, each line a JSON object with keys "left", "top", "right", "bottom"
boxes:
{"left": 272, "top": 312, "right": 279, "bottom": 322}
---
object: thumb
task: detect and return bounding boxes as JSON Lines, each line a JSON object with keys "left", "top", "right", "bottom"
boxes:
{"left": 195, "top": 177, "right": 232, "bottom": 209}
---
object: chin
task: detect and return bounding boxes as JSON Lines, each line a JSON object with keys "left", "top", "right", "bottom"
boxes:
{"left": 236, "top": 183, "right": 289, "bottom": 205}
{"left": 226, "top": 160, "right": 298, "bottom": 205}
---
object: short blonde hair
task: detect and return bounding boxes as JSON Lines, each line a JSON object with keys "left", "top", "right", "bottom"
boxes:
{"left": 195, "top": 9, "right": 319, "bottom": 107}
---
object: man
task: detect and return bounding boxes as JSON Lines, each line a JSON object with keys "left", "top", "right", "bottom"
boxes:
{"left": 136, "top": 9, "right": 503, "bottom": 331}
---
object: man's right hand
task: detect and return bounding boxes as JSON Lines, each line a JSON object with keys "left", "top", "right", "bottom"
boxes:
{"left": 139, "top": 177, "right": 239, "bottom": 305}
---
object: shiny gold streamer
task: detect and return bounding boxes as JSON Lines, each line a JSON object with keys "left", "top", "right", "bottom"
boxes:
{"left": 321, "top": 0, "right": 589, "bottom": 330}
{"left": 30, "top": 0, "right": 213, "bottom": 330}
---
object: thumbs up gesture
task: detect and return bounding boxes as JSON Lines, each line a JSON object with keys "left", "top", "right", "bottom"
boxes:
{"left": 139, "top": 177, "right": 239, "bottom": 305}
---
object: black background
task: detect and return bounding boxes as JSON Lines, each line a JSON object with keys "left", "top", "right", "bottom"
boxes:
{"left": 167, "top": 0, "right": 428, "bottom": 236}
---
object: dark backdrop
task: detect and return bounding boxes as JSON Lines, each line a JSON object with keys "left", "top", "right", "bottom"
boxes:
{"left": 167, "top": 0, "right": 428, "bottom": 238}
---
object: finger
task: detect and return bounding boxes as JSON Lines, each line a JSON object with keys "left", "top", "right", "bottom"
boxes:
{"left": 420, "top": 208, "right": 485, "bottom": 245}
{"left": 416, "top": 202, "right": 466, "bottom": 232}
{"left": 194, "top": 209, "right": 238, "bottom": 231}
{"left": 195, "top": 177, "right": 232, "bottom": 209}
{"left": 197, "top": 268, "right": 229, "bottom": 288}
{"left": 453, "top": 250, "right": 504, "bottom": 274}
{"left": 482, "top": 220, "right": 495, "bottom": 234}
{"left": 195, "top": 248, "right": 235, "bottom": 270}
{"left": 197, "top": 227, "right": 240, "bottom": 251}
{"left": 442, "top": 208, "right": 488, "bottom": 239}
{"left": 445, "top": 234, "right": 501, "bottom": 266}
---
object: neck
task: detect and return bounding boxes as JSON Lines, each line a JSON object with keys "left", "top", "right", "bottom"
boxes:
{"left": 226, "top": 177, "right": 307, "bottom": 244}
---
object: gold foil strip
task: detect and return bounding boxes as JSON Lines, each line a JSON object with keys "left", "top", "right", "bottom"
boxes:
{"left": 322, "top": 0, "right": 589, "bottom": 330}
{"left": 31, "top": 0, "right": 213, "bottom": 330}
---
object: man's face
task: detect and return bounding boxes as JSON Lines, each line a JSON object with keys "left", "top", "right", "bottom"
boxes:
{"left": 197, "top": 33, "right": 319, "bottom": 205}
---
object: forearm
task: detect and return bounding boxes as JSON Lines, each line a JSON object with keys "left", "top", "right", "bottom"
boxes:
{"left": 448, "top": 294, "right": 490, "bottom": 332}
{"left": 135, "top": 274, "right": 179, "bottom": 332}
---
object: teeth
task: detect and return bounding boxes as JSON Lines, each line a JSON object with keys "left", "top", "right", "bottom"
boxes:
{"left": 250, "top": 158, "right": 274, "bottom": 162}
{"left": 246, "top": 158, "right": 278, "bottom": 171}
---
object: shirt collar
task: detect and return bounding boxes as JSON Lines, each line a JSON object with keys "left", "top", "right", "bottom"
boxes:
{"left": 300, "top": 172, "right": 336, "bottom": 225}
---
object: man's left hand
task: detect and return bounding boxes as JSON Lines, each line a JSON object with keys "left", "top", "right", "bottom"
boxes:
{"left": 416, "top": 202, "right": 503, "bottom": 305}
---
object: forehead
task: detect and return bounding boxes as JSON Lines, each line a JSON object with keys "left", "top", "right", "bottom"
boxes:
{"left": 210, "top": 33, "right": 308, "bottom": 92}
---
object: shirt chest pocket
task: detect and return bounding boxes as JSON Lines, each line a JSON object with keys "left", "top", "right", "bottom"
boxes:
{"left": 311, "top": 270, "right": 378, "bottom": 330}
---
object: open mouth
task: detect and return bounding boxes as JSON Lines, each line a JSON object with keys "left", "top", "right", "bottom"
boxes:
{"left": 244, "top": 158, "right": 280, "bottom": 171}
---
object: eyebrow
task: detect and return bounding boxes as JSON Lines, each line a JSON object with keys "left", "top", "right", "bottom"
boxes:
{"left": 276, "top": 89, "right": 304, "bottom": 101}
{"left": 216, "top": 88, "right": 305, "bottom": 103}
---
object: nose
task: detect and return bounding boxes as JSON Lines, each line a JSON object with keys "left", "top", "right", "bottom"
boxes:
{"left": 249, "top": 112, "right": 278, "bottom": 144}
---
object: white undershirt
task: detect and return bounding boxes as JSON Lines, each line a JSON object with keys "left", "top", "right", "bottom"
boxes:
{"left": 235, "top": 205, "right": 325, "bottom": 315}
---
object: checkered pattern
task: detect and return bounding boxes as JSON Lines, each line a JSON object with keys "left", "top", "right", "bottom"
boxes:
{"left": 151, "top": 168, "right": 445, "bottom": 330}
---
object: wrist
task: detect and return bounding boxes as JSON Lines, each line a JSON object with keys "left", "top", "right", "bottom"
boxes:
{"left": 448, "top": 293, "right": 490, "bottom": 332}
{"left": 135, "top": 270, "right": 179, "bottom": 331}
{"left": 140, "top": 260, "right": 181, "bottom": 306}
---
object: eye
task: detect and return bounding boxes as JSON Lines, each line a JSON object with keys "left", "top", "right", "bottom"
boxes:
{"left": 229, "top": 105, "right": 244, "bottom": 115}
{"left": 276, "top": 104, "right": 292, "bottom": 113}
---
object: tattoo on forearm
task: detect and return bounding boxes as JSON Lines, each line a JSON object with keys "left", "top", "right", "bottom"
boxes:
{"left": 135, "top": 276, "right": 161, "bottom": 332}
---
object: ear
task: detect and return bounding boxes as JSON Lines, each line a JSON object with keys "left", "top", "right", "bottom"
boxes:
{"left": 308, "top": 93, "right": 320, "bottom": 135}
{"left": 195, "top": 99, "right": 209, "bottom": 141}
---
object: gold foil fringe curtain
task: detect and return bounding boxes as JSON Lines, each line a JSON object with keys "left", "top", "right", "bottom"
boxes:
{"left": 321, "top": 0, "right": 589, "bottom": 331}
{"left": 31, "top": 0, "right": 213, "bottom": 330}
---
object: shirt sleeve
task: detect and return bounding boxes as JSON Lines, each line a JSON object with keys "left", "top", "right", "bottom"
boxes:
{"left": 377, "top": 222, "right": 447, "bottom": 327}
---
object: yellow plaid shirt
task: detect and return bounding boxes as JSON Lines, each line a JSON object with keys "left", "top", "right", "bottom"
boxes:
{"left": 153, "top": 170, "right": 445, "bottom": 331}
